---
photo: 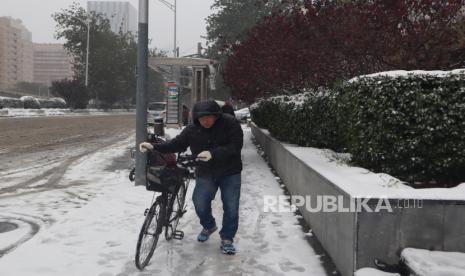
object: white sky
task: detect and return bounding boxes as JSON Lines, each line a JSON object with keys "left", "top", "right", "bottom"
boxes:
{"left": 1, "top": 0, "right": 215, "bottom": 57}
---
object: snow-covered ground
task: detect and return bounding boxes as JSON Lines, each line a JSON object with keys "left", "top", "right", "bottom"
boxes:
{"left": 354, "top": 248, "right": 465, "bottom": 276}
{"left": 354, "top": 268, "right": 399, "bottom": 276}
{"left": 0, "top": 127, "right": 329, "bottom": 275}
{"left": 401, "top": 248, "right": 465, "bottom": 276}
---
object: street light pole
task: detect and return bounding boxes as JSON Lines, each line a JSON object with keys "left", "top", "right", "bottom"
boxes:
{"left": 85, "top": 18, "right": 90, "bottom": 86}
{"left": 174, "top": 0, "right": 177, "bottom": 57}
{"left": 159, "top": 0, "right": 177, "bottom": 57}
{"left": 135, "top": 0, "right": 149, "bottom": 187}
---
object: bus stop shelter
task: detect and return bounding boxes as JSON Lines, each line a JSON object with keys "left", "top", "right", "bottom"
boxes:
{"left": 148, "top": 57, "right": 217, "bottom": 126}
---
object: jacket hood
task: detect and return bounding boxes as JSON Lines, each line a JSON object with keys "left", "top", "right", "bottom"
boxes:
{"left": 192, "top": 100, "right": 222, "bottom": 125}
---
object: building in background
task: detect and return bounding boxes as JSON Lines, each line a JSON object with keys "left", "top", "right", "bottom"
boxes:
{"left": 33, "top": 43, "right": 74, "bottom": 86}
{"left": 87, "top": 1, "right": 137, "bottom": 35}
{"left": 0, "top": 17, "right": 33, "bottom": 90}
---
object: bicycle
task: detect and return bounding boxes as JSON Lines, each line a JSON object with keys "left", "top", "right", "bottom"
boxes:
{"left": 129, "top": 136, "right": 196, "bottom": 270}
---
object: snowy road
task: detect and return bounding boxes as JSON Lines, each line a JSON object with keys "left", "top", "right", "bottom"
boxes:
{"left": 0, "top": 115, "right": 135, "bottom": 168}
{"left": 0, "top": 126, "right": 332, "bottom": 276}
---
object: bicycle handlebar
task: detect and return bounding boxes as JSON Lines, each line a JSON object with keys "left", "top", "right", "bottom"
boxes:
{"left": 176, "top": 154, "right": 198, "bottom": 169}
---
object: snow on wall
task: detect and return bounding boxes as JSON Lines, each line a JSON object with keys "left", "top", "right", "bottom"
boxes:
{"left": 402, "top": 248, "right": 465, "bottom": 276}
{"left": 284, "top": 144, "right": 465, "bottom": 200}
{"left": 350, "top": 68, "right": 465, "bottom": 82}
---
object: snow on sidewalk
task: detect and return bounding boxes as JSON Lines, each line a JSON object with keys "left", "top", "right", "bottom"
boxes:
{"left": 0, "top": 128, "right": 327, "bottom": 276}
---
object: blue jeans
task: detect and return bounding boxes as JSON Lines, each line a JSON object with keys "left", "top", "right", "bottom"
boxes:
{"left": 192, "top": 173, "right": 241, "bottom": 242}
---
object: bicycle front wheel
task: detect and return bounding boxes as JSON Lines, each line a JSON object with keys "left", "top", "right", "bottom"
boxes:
{"left": 166, "top": 182, "right": 187, "bottom": 239}
{"left": 135, "top": 199, "right": 164, "bottom": 270}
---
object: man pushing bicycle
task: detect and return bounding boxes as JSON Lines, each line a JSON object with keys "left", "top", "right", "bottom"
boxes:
{"left": 139, "top": 99, "right": 243, "bottom": 255}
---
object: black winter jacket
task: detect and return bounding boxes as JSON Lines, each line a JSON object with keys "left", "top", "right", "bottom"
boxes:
{"left": 221, "top": 104, "right": 235, "bottom": 117}
{"left": 153, "top": 100, "right": 243, "bottom": 179}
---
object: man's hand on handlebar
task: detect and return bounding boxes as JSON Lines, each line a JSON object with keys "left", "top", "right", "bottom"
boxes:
{"left": 139, "top": 142, "right": 154, "bottom": 153}
{"left": 177, "top": 154, "right": 197, "bottom": 170}
{"left": 196, "top": 151, "right": 212, "bottom": 162}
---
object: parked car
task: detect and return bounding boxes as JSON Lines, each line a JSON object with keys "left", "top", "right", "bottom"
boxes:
{"left": 235, "top": 107, "right": 250, "bottom": 123}
{"left": 147, "top": 102, "right": 166, "bottom": 125}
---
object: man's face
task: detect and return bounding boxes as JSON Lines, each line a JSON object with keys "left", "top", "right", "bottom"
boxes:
{"left": 198, "top": 115, "right": 217, "bottom": 129}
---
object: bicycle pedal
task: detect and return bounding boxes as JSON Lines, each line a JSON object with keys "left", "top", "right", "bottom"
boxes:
{"left": 173, "top": 230, "right": 184, "bottom": 240}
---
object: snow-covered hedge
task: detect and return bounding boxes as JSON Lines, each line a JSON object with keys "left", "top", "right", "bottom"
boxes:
{"left": 20, "top": 96, "right": 41, "bottom": 109}
{"left": 340, "top": 71, "right": 465, "bottom": 185}
{"left": 0, "top": 96, "right": 67, "bottom": 109}
{"left": 252, "top": 70, "right": 465, "bottom": 186}
{"left": 251, "top": 88, "right": 343, "bottom": 151}
{"left": 0, "top": 96, "right": 23, "bottom": 108}
{"left": 37, "top": 97, "right": 67, "bottom": 108}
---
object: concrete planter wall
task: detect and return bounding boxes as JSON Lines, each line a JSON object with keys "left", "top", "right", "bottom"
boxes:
{"left": 251, "top": 123, "right": 465, "bottom": 276}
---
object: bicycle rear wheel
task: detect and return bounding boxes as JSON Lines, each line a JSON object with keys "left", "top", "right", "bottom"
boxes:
{"left": 135, "top": 198, "right": 164, "bottom": 270}
{"left": 165, "top": 182, "right": 187, "bottom": 240}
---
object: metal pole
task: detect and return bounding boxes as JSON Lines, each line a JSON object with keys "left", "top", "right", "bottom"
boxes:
{"left": 85, "top": 19, "right": 90, "bottom": 87}
{"left": 174, "top": 0, "right": 177, "bottom": 57}
{"left": 135, "top": 0, "right": 149, "bottom": 187}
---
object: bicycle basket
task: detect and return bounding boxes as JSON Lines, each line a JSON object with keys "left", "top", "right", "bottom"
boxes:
{"left": 146, "top": 166, "right": 182, "bottom": 193}
{"left": 147, "top": 136, "right": 176, "bottom": 166}
{"left": 147, "top": 151, "right": 176, "bottom": 167}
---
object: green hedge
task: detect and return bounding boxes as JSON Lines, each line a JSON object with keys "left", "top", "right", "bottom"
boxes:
{"left": 251, "top": 71, "right": 465, "bottom": 186}
{"left": 340, "top": 72, "right": 465, "bottom": 185}
{"left": 251, "top": 88, "right": 344, "bottom": 151}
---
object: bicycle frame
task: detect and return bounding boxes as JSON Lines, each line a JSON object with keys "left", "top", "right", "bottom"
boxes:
{"left": 133, "top": 147, "right": 196, "bottom": 270}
